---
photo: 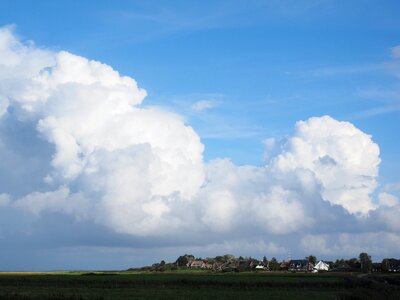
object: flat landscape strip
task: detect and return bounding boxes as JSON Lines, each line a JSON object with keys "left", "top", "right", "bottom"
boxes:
{"left": 0, "top": 272, "right": 399, "bottom": 300}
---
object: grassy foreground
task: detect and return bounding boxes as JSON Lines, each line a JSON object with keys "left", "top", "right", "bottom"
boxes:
{"left": 0, "top": 271, "right": 399, "bottom": 300}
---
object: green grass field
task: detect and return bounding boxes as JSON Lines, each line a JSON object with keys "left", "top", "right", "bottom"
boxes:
{"left": 0, "top": 271, "right": 399, "bottom": 300}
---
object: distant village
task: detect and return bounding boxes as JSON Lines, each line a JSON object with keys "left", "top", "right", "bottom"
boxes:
{"left": 129, "top": 253, "right": 400, "bottom": 273}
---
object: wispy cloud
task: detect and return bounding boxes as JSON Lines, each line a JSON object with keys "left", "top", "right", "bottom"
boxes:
{"left": 95, "top": 0, "right": 346, "bottom": 43}
{"left": 305, "top": 44, "right": 400, "bottom": 79}
{"left": 145, "top": 93, "right": 268, "bottom": 140}
{"left": 308, "top": 63, "right": 386, "bottom": 77}
{"left": 384, "top": 182, "right": 400, "bottom": 192}
{"left": 97, "top": 2, "right": 254, "bottom": 42}
{"left": 356, "top": 88, "right": 400, "bottom": 101}
{"left": 191, "top": 100, "right": 217, "bottom": 112}
{"left": 391, "top": 45, "right": 400, "bottom": 59}
{"left": 316, "top": 45, "right": 400, "bottom": 120}
{"left": 347, "top": 104, "right": 400, "bottom": 120}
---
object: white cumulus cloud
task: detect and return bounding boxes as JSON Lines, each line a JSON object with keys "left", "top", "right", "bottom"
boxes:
{"left": 0, "top": 26, "right": 396, "bottom": 260}
{"left": 270, "top": 116, "right": 380, "bottom": 215}
{"left": 0, "top": 26, "right": 205, "bottom": 236}
{"left": 378, "top": 192, "right": 399, "bottom": 207}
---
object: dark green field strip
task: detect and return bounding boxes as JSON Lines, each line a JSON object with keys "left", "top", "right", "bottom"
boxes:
{"left": 0, "top": 273, "right": 350, "bottom": 289}
{"left": 1, "top": 286, "right": 399, "bottom": 300}
{"left": 0, "top": 273, "right": 399, "bottom": 300}
{"left": 0, "top": 272, "right": 350, "bottom": 282}
{"left": 0, "top": 285, "right": 351, "bottom": 300}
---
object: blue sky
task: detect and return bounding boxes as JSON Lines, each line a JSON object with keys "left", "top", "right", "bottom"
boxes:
{"left": 0, "top": 0, "right": 400, "bottom": 270}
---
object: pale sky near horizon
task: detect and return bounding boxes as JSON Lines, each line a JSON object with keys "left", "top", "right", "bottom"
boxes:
{"left": 0, "top": 0, "right": 399, "bottom": 270}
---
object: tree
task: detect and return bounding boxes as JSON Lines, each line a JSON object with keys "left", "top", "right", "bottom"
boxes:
{"left": 359, "top": 252, "right": 372, "bottom": 273}
{"left": 269, "top": 257, "right": 280, "bottom": 271}
{"left": 175, "top": 254, "right": 194, "bottom": 267}
{"left": 382, "top": 258, "right": 390, "bottom": 272}
{"left": 347, "top": 258, "right": 360, "bottom": 270}
{"left": 223, "top": 254, "right": 236, "bottom": 263}
{"left": 215, "top": 256, "right": 225, "bottom": 263}
{"left": 307, "top": 255, "right": 317, "bottom": 265}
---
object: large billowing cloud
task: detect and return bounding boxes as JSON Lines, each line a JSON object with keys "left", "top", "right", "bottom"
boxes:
{"left": 0, "top": 26, "right": 205, "bottom": 236}
{"left": 0, "top": 26, "right": 398, "bottom": 264}
{"left": 270, "top": 116, "right": 380, "bottom": 215}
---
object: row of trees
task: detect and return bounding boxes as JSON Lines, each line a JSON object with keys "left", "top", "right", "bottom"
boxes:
{"left": 129, "top": 252, "right": 399, "bottom": 273}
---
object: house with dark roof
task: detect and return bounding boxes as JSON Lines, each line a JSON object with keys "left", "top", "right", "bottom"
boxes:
{"left": 288, "top": 259, "right": 314, "bottom": 271}
{"left": 333, "top": 261, "right": 352, "bottom": 272}
{"left": 388, "top": 260, "right": 400, "bottom": 272}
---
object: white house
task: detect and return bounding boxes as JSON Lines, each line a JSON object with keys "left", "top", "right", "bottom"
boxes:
{"left": 255, "top": 264, "right": 266, "bottom": 270}
{"left": 313, "top": 261, "right": 329, "bottom": 271}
